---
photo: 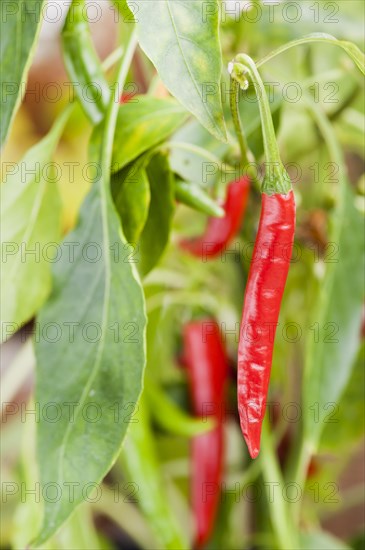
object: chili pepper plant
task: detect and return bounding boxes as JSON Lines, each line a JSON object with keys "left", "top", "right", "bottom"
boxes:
{"left": 1, "top": 1, "right": 364, "bottom": 549}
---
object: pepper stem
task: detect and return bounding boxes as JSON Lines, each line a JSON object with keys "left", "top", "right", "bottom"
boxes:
{"left": 229, "top": 76, "right": 252, "bottom": 167}
{"left": 230, "top": 54, "right": 292, "bottom": 195}
{"left": 229, "top": 71, "right": 264, "bottom": 191}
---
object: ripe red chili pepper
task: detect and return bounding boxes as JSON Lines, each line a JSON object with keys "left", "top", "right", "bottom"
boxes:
{"left": 180, "top": 176, "right": 250, "bottom": 258}
{"left": 238, "top": 191, "right": 295, "bottom": 458}
{"left": 230, "top": 54, "right": 296, "bottom": 459}
{"left": 183, "top": 320, "right": 228, "bottom": 548}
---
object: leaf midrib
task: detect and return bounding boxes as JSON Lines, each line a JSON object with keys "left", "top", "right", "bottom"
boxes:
{"left": 53, "top": 178, "right": 112, "bottom": 522}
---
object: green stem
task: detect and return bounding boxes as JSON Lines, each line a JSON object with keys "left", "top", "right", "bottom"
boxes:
{"left": 229, "top": 77, "right": 251, "bottom": 167}
{"left": 228, "top": 73, "right": 261, "bottom": 191}
{"left": 260, "top": 417, "right": 298, "bottom": 550}
{"left": 102, "top": 46, "right": 124, "bottom": 72}
{"left": 256, "top": 33, "right": 365, "bottom": 75}
{"left": 232, "top": 55, "right": 281, "bottom": 166}
{"left": 100, "top": 29, "right": 138, "bottom": 177}
{"left": 288, "top": 437, "right": 314, "bottom": 525}
{"left": 230, "top": 54, "right": 291, "bottom": 195}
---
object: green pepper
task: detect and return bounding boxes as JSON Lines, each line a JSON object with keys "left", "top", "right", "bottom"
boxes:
{"left": 62, "top": 0, "right": 111, "bottom": 123}
{"left": 145, "top": 378, "right": 215, "bottom": 437}
{"left": 175, "top": 180, "right": 225, "bottom": 218}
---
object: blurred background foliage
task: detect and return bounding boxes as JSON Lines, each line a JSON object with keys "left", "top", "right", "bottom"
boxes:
{"left": 1, "top": 1, "right": 364, "bottom": 549}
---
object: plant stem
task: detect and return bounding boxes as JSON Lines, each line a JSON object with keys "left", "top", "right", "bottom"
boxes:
{"left": 228, "top": 73, "right": 261, "bottom": 192}
{"left": 229, "top": 77, "right": 251, "bottom": 167}
{"left": 231, "top": 54, "right": 291, "bottom": 195}
{"left": 233, "top": 55, "right": 282, "bottom": 166}
{"left": 260, "top": 417, "right": 298, "bottom": 550}
{"left": 256, "top": 33, "right": 365, "bottom": 75}
{"left": 101, "top": 29, "right": 138, "bottom": 177}
{"left": 288, "top": 436, "right": 314, "bottom": 525}
{"left": 102, "top": 46, "right": 124, "bottom": 72}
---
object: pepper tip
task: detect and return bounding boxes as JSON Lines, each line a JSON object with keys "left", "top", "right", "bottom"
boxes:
{"left": 248, "top": 444, "right": 260, "bottom": 459}
{"left": 242, "top": 426, "right": 261, "bottom": 459}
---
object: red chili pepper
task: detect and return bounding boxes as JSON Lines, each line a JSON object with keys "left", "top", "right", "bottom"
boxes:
{"left": 119, "top": 92, "right": 135, "bottom": 104}
{"left": 180, "top": 176, "right": 250, "bottom": 258}
{"left": 183, "top": 320, "right": 228, "bottom": 548}
{"left": 229, "top": 54, "right": 296, "bottom": 459}
{"left": 238, "top": 191, "right": 296, "bottom": 458}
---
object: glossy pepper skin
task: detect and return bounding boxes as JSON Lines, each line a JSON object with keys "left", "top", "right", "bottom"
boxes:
{"left": 183, "top": 321, "right": 228, "bottom": 548}
{"left": 238, "top": 191, "right": 296, "bottom": 458}
{"left": 180, "top": 176, "right": 250, "bottom": 258}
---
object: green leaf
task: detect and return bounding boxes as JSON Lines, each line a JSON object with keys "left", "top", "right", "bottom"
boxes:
{"left": 138, "top": 152, "right": 175, "bottom": 276}
{"left": 299, "top": 530, "right": 350, "bottom": 550}
{"left": 320, "top": 342, "right": 365, "bottom": 452}
{"left": 128, "top": 0, "right": 227, "bottom": 141}
{"left": 112, "top": 96, "right": 188, "bottom": 172}
{"left": 34, "top": 112, "right": 146, "bottom": 545}
{"left": 119, "top": 398, "right": 188, "bottom": 550}
{"left": 303, "top": 183, "right": 364, "bottom": 448}
{"left": 257, "top": 33, "right": 365, "bottom": 75}
{"left": 0, "top": 111, "right": 69, "bottom": 341}
{"left": 61, "top": 0, "right": 110, "bottom": 124}
{"left": 0, "top": 0, "right": 45, "bottom": 146}
{"left": 111, "top": 157, "right": 151, "bottom": 243}
{"left": 175, "top": 180, "right": 224, "bottom": 217}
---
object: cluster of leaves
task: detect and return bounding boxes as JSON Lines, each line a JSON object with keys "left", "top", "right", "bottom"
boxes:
{"left": 1, "top": 1, "right": 364, "bottom": 549}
